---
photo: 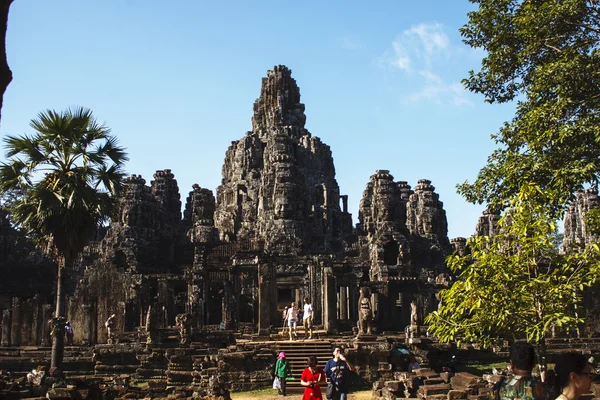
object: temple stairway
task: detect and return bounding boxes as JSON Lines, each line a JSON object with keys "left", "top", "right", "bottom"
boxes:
{"left": 276, "top": 339, "right": 333, "bottom": 393}
{"left": 0, "top": 345, "right": 95, "bottom": 377}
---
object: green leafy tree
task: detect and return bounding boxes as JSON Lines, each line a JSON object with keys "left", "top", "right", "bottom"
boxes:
{"left": 426, "top": 184, "right": 600, "bottom": 366}
{"left": 0, "top": 107, "right": 127, "bottom": 370}
{"left": 458, "top": 0, "right": 600, "bottom": 213}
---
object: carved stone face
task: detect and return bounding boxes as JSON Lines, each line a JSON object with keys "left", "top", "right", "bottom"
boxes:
{"left": 275, "top": 198, "right": 293, "bottom": 219}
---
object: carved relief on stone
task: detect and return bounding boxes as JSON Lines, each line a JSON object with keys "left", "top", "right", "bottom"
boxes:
{"left": 175, "top": 313, "right": 191, "bottom": 345}
{"left": 357, "top": 287, "right": 373, "bottom": 336}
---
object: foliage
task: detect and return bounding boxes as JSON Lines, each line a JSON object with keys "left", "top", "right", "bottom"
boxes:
{"left": 0, "top": 107, "right": 128, "bottom": 263}
{"left": 426, "top": 184, "right": 600, "bottom": 350}
{"left": 457, "top": 0, "right": 600, "bottom": 213}
{"left": 584, "top": 208, "right": 600, "bottom": 236}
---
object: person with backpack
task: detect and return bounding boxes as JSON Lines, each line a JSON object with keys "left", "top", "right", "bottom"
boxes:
{"left": 493, "top": 342, "right": 544, "bottom": 400}
{"left": 324, "top": 346, "right": 354, "bottom": 400}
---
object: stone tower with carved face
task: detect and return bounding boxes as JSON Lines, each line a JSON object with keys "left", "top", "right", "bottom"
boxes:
{"left": 214, "top": 65, "right": 352, "bottom": 254}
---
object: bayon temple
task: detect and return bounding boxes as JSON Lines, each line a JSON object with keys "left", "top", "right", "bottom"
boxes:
{"left": 0, "top": 67, "right": 599, "bottom": 392}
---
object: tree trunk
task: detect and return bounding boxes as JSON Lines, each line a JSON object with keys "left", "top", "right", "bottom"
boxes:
{"left": 50, "top": 258, "right": 66, "bottom": 371}
{"left": 55, "top": 259, "right": 65, "bottom": 318}
{"left": 0, "top": 0, "right": 12, "bottom": 124}
{"left": 537, "top": 338, "right": 548, "bottom": 381}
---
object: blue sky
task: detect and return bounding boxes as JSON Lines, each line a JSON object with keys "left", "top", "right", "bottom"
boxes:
{"left": 2, "top": 1, "right": 517, "bottom": 239}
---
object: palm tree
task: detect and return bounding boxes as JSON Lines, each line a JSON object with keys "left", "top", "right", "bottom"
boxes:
{"left": 0, "top": 107, "right": 128, "bottom": 371}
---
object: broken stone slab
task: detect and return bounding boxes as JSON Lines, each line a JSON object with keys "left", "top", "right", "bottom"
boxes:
{"left": 451, "top": 372, "right": 484, "bottom": 388}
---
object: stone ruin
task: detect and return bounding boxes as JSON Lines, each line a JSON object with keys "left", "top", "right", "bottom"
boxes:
{"left": 0, "top": 65, "right": 455, "bottom": 346}
{"left": 4, "top": 65, "right": 598, "bottom": 397}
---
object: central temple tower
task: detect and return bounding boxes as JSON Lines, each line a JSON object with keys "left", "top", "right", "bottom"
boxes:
{"left": 214, "top": 65, "right": 353, "bottom": 254}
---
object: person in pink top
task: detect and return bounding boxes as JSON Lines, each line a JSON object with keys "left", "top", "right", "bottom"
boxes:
{"left": 301, "top": 355, "right": 325, "bottom": 400}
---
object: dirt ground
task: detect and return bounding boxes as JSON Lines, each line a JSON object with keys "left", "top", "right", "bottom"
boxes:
{"left": 230, "top": 389, "right": 372, "bottom": 399}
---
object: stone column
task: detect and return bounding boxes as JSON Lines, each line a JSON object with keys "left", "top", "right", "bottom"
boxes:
{"left": 32, "top": 296, "right": 42, "bottom": 345}
{"left": 339, "top": 287, "right": 347, "bottom": 321}
{"left": 11, "top": 297, "right": 21, "bottom": 346}
{"left": 323, "top": 268, "right": 338, "bottom": 334}
{"left": 1, "top": 309, "right": 11, "bottom": 346}
{"left": 257, "top": 260, "right": 275, "bottom": 335}
{"left": 41, "top": 305, "right": 53, "bottom": 347}
{"left": 222, "top": 279, "right": 234, "bottom": 330}
{"left": 82, "top": 304, "right": 94, "bottom": 345}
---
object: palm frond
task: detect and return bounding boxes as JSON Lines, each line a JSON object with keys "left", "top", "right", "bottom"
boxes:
{"left": 2, "top": 107, "right": 128, "bottom": 260}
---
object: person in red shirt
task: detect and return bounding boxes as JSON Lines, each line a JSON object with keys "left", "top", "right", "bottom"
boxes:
{"left": 301, "top": 355, "right": 325, "bottom": 400}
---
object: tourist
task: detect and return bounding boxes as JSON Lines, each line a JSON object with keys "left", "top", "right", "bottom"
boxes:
{"left": 408, "top": 356, "right": 420, "bottom": 373}
{"left": 105, "top": 313, "right": 116, "bottom": 342}
{"left": 274, "top": 351, "right": 292, "bottom": 397}
{"left": 553, "top": 353, "right": 592, "bottom": 400}
{"left": 287, "top": 302, "right": 298, "bottom": 340}
{"left": 282, "top": 306, "right": 289, "bottom": 328}
{"left": 303, "top": 297, "right": 314, "bottom": 339}
{"left": 324, "top": 346, "right": 354, "bottom": 400}
{"left": 301, "top": 355, "right": 325, "bottom": 400}
{"left": 492, "top": 342, "right": 543, "bottom": 400}
{"left": 64, "top": 321, "right": 73, "bottom": 346}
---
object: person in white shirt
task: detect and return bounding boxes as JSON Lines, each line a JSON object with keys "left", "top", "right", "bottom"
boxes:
{"left": 287, "top": 302, "right": 299, "bottom": 340}
{"left": 303, "top": 297, "right": 313, "bottom": 339}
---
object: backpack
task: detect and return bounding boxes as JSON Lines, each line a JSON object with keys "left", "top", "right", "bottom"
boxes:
{"left": 494, "top": 375, "right": 543, "bottom": 400}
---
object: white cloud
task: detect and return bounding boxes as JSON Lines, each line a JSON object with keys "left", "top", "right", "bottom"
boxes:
{"left": 401, "top": 81, "right": 472, "bottom": 107}
{"left": 383, "top": 22, "right": 472, "bottom": 107}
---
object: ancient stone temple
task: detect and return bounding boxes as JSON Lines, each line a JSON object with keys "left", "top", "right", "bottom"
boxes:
{"left": 0, "top": 65, "right": 454, "bottom": 346}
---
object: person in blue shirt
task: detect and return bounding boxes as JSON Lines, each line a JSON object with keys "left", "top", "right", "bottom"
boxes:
{"left": 324, "top": 346, "right": 354, "bottom": 400}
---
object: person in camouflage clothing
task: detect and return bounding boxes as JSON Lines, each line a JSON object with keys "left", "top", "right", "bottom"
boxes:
{"left": 493, "top": 342, "right": 544, "bottom": 400}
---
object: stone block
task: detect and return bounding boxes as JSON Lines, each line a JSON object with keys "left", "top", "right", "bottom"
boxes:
{"left": 440, "top": 372, "right": 450, "bottom": 383}
{"left": 415, "top": 368, "right": 439, "bottom": 379}
{"left": 451, "top": 372, "right": 482, "bottom": 388}
{"left": 419, "top": 383, "right": 452, "bottom": 396}
{"left": 384, "top": 380, "right": 403, "bottom": 393}
{"left": 447, "top": 390, "right": 469, "bottom": 400}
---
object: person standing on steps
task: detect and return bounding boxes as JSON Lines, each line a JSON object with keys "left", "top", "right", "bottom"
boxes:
{"left": 287, "top": 302, "right": 299, "bottom": 341}
{"left": 274, "top": 351, "right": 292, "bottom": 397}
{"left": 303, "top": 297, "right": 314, "bottom": 339}
{"left": 324, "top": 346, "right": 355, "bottom": 400}
{"left": 64, "top": 321, "right": 73, "bottom": 346}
